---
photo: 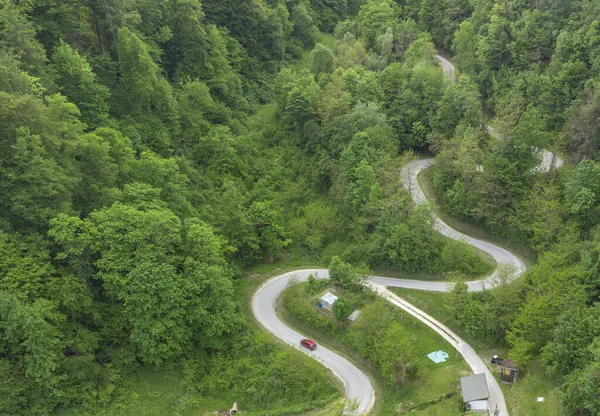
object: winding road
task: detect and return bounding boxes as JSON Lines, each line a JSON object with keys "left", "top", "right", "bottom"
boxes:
{"left": 252, "top": 270, "right": 375, "bottom": 414}
{"left": 252, "top": 55, "right": 563, "bottom": 415}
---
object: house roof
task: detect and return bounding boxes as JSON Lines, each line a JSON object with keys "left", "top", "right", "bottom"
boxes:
{"left": 320, "top": 292, "right": 338, "bottom": 305}
{"left": 460, "top": 373, "right": 490, "bottom": 403}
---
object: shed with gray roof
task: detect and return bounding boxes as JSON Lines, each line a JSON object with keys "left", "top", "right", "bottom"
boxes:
{"left": 459, "top": 373, "right": 489, "bottom": 413}
{"left": 319, "top": 292, "right": 338, "bottom": 311}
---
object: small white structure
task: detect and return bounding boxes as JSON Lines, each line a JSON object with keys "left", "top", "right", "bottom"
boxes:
{"left": 347, "top": 310, "right": 361, "bottom": 322}
{"left": 460, "top": 373, "right": 489, "bottom": 413}
{"left": 319, "top": 292, "right": 338, "bottom": 311}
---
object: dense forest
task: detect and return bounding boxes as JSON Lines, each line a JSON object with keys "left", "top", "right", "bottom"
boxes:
{"left": 0, "top": 0, "right": 599, "bottom": 414}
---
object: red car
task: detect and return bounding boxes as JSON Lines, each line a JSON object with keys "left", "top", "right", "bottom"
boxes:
{"left": 300, "top": 338, "right": 317, "bottom": 350}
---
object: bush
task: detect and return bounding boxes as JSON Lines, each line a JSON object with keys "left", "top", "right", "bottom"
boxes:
{"left": 439, "top": 239, "right": 491, "bottom": 276}
{"left": 349, "top": 300, "right": 420, "bottom": 385}
{"left": 306, "top": 273, "right": 328, "bottom": 295}
{"left": 332, "top": 298, "right": 352, "bottom": 321}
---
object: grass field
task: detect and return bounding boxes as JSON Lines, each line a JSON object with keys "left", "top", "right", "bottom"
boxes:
{"left": 389, "top": 287, "right": 564, "bottom": 416}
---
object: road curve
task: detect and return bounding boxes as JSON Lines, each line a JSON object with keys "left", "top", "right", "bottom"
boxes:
{"left": 434, "top": 54, "right": 456, "bottom": 82}
{"left": 397, "top": 158, "right": 526, "bottom": 292}
{"left": 252, "top": 263, "right": 513, "bottom": 415}
{"left": 252, "top": 270, "right": 375, "bottom": 414}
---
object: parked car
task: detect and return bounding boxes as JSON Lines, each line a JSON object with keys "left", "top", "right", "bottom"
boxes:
{"left": 300, "top": 338, "right": 317, "bottom": 350}
{"left": 491, "top": 355, "right": 504, "bottom": 365}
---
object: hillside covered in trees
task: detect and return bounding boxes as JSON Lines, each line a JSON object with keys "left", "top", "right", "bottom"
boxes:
{"left": 1, "top": 0, "right": 600, "bottom": 415}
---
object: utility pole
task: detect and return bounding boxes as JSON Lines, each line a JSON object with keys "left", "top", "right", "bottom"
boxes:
{"left": 492, "top": 404, "right": 500, "bottom": 416}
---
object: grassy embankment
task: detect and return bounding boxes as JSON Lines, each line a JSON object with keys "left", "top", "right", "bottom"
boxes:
{"left": 389, "top": 287, "right": 563, "bottom": 416}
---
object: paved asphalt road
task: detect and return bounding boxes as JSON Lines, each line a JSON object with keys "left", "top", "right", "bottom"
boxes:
{"left": 251, "top": 56, "right": 564, "bottom": 415}
{"left": 252, "top": 269, "right": 375, "bottom": 414}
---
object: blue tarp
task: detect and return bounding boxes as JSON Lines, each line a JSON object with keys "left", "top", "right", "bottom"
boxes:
{"left": 427, "top": 350, "right": 449, "bottom": 363}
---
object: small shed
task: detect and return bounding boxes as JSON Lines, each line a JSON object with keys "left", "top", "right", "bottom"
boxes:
{"left": 319, "top": 292, "right": 338, "bottom": 311}
{"left": 500, "top": 360, "right": 520, "bottom": 384}
{"left": 347, "top": 309, "right": 361, "bottom": 322}
{"left": 460, "top": 373, "right": 489, "bottom": 414}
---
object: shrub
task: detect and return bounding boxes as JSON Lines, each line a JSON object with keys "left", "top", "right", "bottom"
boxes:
{"left": 332, "top": 298, "right": 352, "bottom": 321}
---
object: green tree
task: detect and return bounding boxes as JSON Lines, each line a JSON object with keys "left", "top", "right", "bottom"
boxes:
{"left": 380, "top": 60, "right": 445, "bottom": 148}
{"left": 0, "top": 127, "right": 74, "bottom": 228}
{"left": 0, "top": 50, "right": 45, "bottom": 95}
{"left": 508, "top": 9, "right": 554, "bottom": 69}
{"left": 344, "top": 159, "right": 383, "bottom": 214}
{"left": 248, "top": 200, "right": 290, "bottom": 263}
{"left": 452, "top": 20, "right": 477, "bottom": 75}
{"left": 375, "top": 204, "right": 444, "bottom": 272}
{"left": 116, "top": 27, "right": 179, "bottom": 152}
{"left": 0, "top": 231, "right": 53, "bottom": 302}
{"left": 202, "top": 0, "right": 287, "bottom": 67}
{"left": 310, "top": 43, "right": 334, "bottom": 77}
{"left": 507, "top": 243, "right": 588, "bottom": 364}
{"left": 357, "top": 0, "right": 399, "bottom": 50}
{"left": 329, "top": 256, "right": 370, "bottom": 290}
{"left": 50, "top": 185, "right": 240, "bottom": 364}
{"left": 52, "top": 42, "right": 109, "bottom": 128}
{"left": 291, "top": 200, "right": 341, "bottom": 253}
{"left": 319, "top": 74, "right": 352, "bottom": 124}
{"left": 431, "top": 74, "right": 482, "bottom": 141}
{"left": 393, "top": 19, "right": 420, "bottom": 60}
{"left": 403, "top": 37, "right": 437, "bottom": 68}
{"left": 0, "top": 3, "right": 53, "bottom": 87}
{"left": 93, "top": 0, "right": 140, "bottom": 56}
{"left": 309, "top": 0, "right": 348, "bottom": 32}
{"left": 565, "top": 88, "right": 600, "bottom": 163}
{"left": 560, "top": 338, "right": 600, "bottom": 415}
{"left": 291, "top": 2, "right": 319, "bottom": 47}
{"left": 0, "top": 292, "right": 64, "bottom": 412}
{"left": 375, "top": 321, "right": 419, "bottom": 385}
{"left": 275, "top": 68, "right": 320, "bottom": 131}
{"left": 542, "top": 306, "right": 600, "bottom": 380}
{"left": 475, "top": 4, "right": 512, "bottom": 92}
{"left": 565, "top": 160, "right": 600, "bottom": 226}
{"left": 71, "top": 131, "right": 122, "bottom": 214}
{"left": 350, "top": 300, "right": 418, "bottom": 385}
{"left": 161, "top": 0, "right": 208, "bottom": 80}
{"left": 335, "top": 36, "right": 367, "bottom": 68}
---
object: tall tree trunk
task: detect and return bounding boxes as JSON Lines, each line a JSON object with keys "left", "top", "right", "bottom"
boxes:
{"left": 93, "top": 15, "right": 103, "bottom": 55}
{"left": 111, "top": 24, "right": 120, "bottom": 64}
